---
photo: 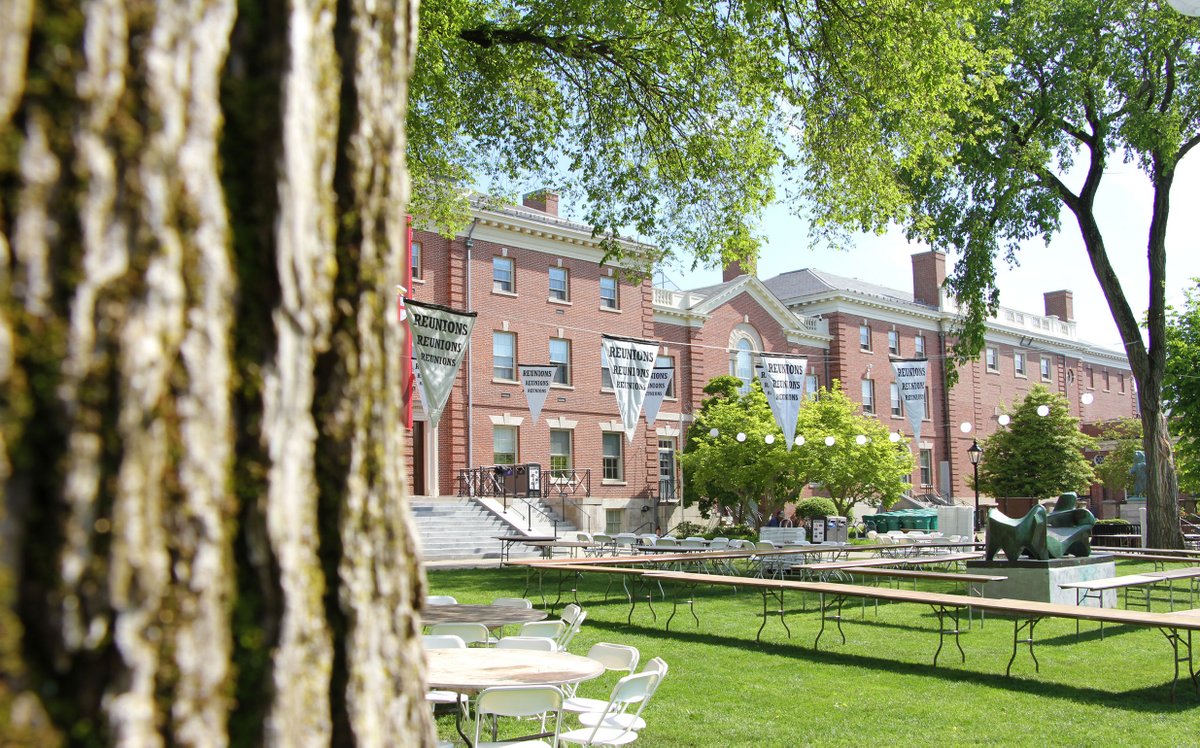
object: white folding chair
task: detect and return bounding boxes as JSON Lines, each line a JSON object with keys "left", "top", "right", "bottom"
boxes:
{"left": 558, "top": 605, "right": 588, "bottom": 652}
{"left": 496, "top": 636, "right": 558, "bottom": 652}
{"left": 493, "top": 597, "right": 534, "bottom": 609}
{"left": 577, "top": 658, "right": 668, "bottom": 732}
{"left": 428, "top": 622, "right": 492, "bottom": 647}
{"left": 426, "top": 595, "right": 458, "bottom": 606}
{"left": 564, "top": 643, "right": 640, "bottom": 713}
{"left": 422, "top": 635, "right": 468, "bottom": 710}
{"left": 473, "top": 685, "right": 564, "bottom": 748}
{"left": 559, "top": 671, "right": 659, "bottom": 746}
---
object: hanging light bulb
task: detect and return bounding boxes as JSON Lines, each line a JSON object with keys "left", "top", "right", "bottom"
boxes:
{"left": 736, "top": 432, "right": 746, "bottom": 442}
{"left": 855, "top": 434, "right": 868, "bottom": 445}
{"left": 997, "top": 414, "right": 1010, "bottom": 426}
{"left": 1036, "top": 404, "right": 1050, "bottom": 417}
{"left": 765, "top": 434, "right": 775, "bottom": 444}
{"left": 794, "top": 435, "right": 806, "bottom": 447}
{"left": 1081, "top": 392, "right": 1094, "bottom": 405}
{"left": 824, "top": 436, "right": 836, "bottom": 446}
{"left": 889, "top": 431, "right": 901, "bottom": 443}
{"left": 959, "top": 422, "right": 973, "bottom": 434}
{"left": 709, "top": 428, "right": 719, "bottom": 438}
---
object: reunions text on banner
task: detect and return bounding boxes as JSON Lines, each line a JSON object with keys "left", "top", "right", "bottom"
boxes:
{"left": 407, "top": 299, "right": 476, "bottom": 429}
{"left": 518, "top": 364, "right": 556, "bottom": 424}
{"left": 601, "top": 335, "right": 660, "bottom": 442}
{"left": 892, "top": 358, "right": 929, "bottom": 444}
{"left": 756, "top": 354, "right": 807, "bottom": 450}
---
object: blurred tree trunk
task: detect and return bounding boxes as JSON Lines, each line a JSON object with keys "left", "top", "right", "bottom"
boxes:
{"left": 0, "top": 1, "right": 433, "bottom": 745}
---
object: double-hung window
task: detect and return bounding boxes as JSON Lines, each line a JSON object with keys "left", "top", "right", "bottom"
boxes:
{"left": 550, "top": 338, "right": 571, "bottom": 385}
{"left": 549, "top": 266, "right": 569, "bottom": 301}
{"left": 493, "top": 426, "right": 517, "bottom": 465}
{"left": 493, "top": 256, "right": 514, "bottom": 293}
{"left": 602, "top": 433, "right": 624, "bottom": 481}
{"left": 493, "top": 331, "right": 516, "bottom": 380}
{"left": 600, "top": 276, "right": 619, "bottom": 309}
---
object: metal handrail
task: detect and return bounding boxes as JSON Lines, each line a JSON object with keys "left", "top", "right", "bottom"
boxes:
{"left": 456, "top": 466, "right": 573, "bottom": 533}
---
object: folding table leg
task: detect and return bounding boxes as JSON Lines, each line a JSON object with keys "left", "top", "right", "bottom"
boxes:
{"left": 664, "top": 580, "right": 700, "bottom": 632}
{"left": 930, "top": 604, "right": 965, "bottom": 666}
{"left": 1158, "top": 627, "right": 1198, "bottom": 703}
{"left": 1007, "top": 617, "right": 1042, "bottom": 676}
{"left": 814, "top": 593, "right": 846, "bottom": 650}
{"left": 756, "top": 587, "right": 791, "bottom": 643}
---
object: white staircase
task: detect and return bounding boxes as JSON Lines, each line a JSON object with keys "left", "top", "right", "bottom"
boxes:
{"left": 411, "top": 495, "right": 578, "bottom": 562}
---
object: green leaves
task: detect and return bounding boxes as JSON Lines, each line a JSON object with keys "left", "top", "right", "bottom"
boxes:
{"left": 1165, "top": 282, "right": 1200, "bottom": 494}
{"left": 976, "top": 385, "right": 1097, "bottom": 498}
{"left": 681, "top": 378, "right": 914, "bottom": 524}
{"left": 410, "top": 0, "right": 998, "bottom": 271}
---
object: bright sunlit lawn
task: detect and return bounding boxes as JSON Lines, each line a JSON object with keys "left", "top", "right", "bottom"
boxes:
{"left": 427, "top": 559, "right": 1199, "bottom": 747}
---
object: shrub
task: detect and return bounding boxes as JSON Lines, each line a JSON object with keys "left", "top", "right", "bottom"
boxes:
{"left": 1095, "top": 518, "right": 1132, "bottom": 526}
{"left": 795, "top": 497, "right": 837, "bottom": 520}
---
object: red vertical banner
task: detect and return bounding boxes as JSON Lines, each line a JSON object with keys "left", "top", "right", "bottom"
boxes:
{"left": 401, "top": 215, "right": 414, "bottom": 429}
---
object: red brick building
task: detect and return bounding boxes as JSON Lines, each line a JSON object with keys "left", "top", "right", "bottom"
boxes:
{"left": 407, "top": 196, "right": 1135, "bottom": 531}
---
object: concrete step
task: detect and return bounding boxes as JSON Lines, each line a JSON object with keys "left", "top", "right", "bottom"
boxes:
{"left": 411, "top": 495, "right": 574, "bottom": 561}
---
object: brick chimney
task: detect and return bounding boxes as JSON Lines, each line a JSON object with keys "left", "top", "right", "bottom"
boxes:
{"left": 722, "top": 256, "right": 757, "bottom": 282}
{"left": 1044, "top": 290, "right": 1074, "bottom": 321}
{"left": 522, "top": 189, "right": 559, "bottom": 217}
{"left": 911, "top": 251, "right": 946, "bottom": 309}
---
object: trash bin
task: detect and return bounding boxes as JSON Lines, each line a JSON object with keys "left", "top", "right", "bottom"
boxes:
{"left": 501, "top": 463, "right": 543, "bottom": 498}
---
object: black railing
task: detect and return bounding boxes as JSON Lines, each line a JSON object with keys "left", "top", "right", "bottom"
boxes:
{"left": 546, "top": 468, "right": 591, "bottom": 498}
{"left": 457, "top": 466, "right": 574, "bottom": 533}
{"left": 457, "top": 467, "right": 505, "bottom": 498}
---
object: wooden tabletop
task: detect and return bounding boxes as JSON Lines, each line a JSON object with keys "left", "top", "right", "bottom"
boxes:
{"left": 421, "top": 604, "right": 548, "bottom": 627}
{"left": 425, "top": 648, "right": 604, "bottom": 694}
{"left": 1059, "top": 574, "right": 1161, "bottom": 591}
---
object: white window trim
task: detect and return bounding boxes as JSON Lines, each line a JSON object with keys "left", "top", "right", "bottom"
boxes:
{"left": 489, "top": 414, "right": 525, "bottom": 427}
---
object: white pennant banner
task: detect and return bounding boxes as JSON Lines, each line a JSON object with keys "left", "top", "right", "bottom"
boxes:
{"left": 642, "top": 364, "right": 675, "bottom": 427}
{"left": 518, "top": 364, "right": 556, "bottom": 424}
{"left": 601, "top": 335, "right": 660, "bottom": 442}
{"left": 756, "top": 354, "right": 807, "bottom": 450}
{"left": 892, "top": 358, "right": 929, "bottom": 444}
{"left": 407, "top": 299, "right": 476, "bottom": 429}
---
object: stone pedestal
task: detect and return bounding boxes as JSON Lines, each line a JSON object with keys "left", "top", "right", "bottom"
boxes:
{"left": 966, "top": 555, "right": 1116, "bottom": 606}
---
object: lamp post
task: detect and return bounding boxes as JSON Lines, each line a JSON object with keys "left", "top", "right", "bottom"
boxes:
{"left": 967, "top": 439, "right": 983, "bottom": 531}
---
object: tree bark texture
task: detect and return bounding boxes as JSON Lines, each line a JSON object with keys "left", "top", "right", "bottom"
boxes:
{"left": 1, "top": 0, "right": 433, "bottom": 745}
{"left": 1068, "top": 179, "right": 1184, "bottom": 550}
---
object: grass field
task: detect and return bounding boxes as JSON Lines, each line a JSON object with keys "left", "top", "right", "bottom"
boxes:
{"left": 427, "top": 559, "right": 1200, "bottom": 747}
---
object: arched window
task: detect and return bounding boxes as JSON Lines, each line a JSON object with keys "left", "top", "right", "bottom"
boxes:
{"left": 728, "top": 325, "right": 763, "bottom": 394}
{"left": 735, "top": 339, "right": 754, "bottom": 392}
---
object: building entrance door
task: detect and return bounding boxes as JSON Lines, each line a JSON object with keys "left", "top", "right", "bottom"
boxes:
{"left": 411, "top": 420, "right": 426, "bottom": 496}
{"left": 658, "top": 439, "right": 676, "bottom": 502}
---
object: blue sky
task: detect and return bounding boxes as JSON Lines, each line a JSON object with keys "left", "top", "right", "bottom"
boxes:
{"left": 662, "top": 156, "right": 1200, "bottom": 352}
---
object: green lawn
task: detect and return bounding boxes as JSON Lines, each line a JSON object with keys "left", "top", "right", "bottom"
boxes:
{"left": 428, "top": 560, "right": 1200, "bottom": 746}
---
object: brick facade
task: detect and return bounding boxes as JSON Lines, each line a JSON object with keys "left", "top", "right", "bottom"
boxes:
{"left": 405, "top": 201, "right": 1135, "bottom": 529}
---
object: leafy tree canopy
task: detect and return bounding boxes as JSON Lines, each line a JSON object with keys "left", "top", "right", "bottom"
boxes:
{"left": 681, "top": 376, "right": 805, "bottom": 526}
{"left": 410, "top": 0, "right": 998, "bottom": 270}
{"left": 976, "top": 386, "right": 1097, "bottom": 499}
{"left": 1092, "top": 417, "right": 1144, "bottom": 493}
{"left": 791, "top": 382, "right": 914, "bottom": 519}
{"left": 1165, "top": 282, "right": 1200, "bottom": 494}
{"left": 886, "top": 0, "right": 1197, "bottom": 546}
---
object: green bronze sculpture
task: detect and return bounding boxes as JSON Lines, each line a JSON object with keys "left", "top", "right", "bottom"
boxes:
{"left": 985, "top": 493, "right": 1095, "bottom": 562}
